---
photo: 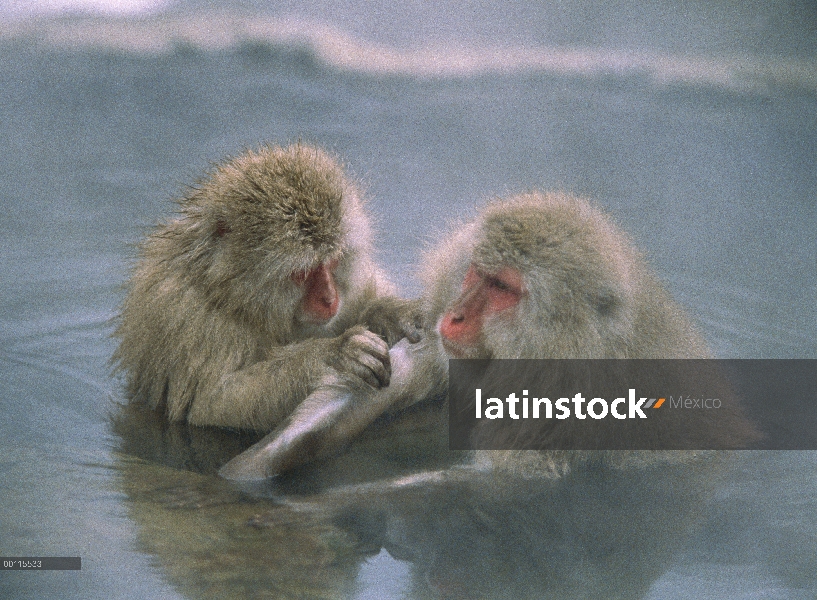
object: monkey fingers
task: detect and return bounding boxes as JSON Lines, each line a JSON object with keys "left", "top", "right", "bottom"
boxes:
{"left": 335, "top": 327, "right": 391, "bottom": 389}
{"left": 360, "top": 298, "right": 424, "bottom": 346}
{"left": 396, "top": 299, "right": 425, "bottom": 345}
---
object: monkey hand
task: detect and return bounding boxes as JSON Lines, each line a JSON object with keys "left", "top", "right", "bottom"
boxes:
{"left": 330, "top": 325, "right": 391, "bottom": 389}
{"left": 359, "top": 297, "right": 424, "bottom": 347}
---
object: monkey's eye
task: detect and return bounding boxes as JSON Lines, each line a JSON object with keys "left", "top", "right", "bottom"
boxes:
{"left": 486, "top": 267, "right": 524, "bottom": 296}
{"left": 463, "top": 264, "right": 523, "bottom": 298}
{"left": 483, "top": 267, "right": 525, "bottom": 313}
{"left": 487, "top": 277, "right": 511, "bottom": 292}
{"left": 290, "top": 259, "right": 340, "bottom": 286}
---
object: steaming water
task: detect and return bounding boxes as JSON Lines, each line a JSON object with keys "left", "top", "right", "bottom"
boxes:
{"left": 1, "top": 0, "right": 815, "bottom": 598}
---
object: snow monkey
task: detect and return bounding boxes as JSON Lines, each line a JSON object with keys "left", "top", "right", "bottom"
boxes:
{"left": 426, "top": 190, "right": 756, "bottom": 470}
{"left": 348, "top": 192, "right": 759, "bottom": 600}
{"left": 113, "top": 144, "right": 420, "bottom": 431}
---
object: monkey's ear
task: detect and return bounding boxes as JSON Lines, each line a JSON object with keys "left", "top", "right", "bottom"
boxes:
{"left": 215, "top": 219, "right": 231, "bottom": 238}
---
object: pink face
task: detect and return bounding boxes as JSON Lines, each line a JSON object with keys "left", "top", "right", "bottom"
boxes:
{"left": 291, "top": 259, "right": 341, "bottom": 323}
{"left": 438, "top": 264, "right": 525, "bottom": 357}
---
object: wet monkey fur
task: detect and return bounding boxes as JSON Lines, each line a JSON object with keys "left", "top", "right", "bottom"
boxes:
{"left": 113, "top": 144, "right": 419, "bottom": 431}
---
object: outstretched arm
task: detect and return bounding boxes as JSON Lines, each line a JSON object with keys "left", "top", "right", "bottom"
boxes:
{"left": 219, "top": 336, "right": 447, "bottom": 480}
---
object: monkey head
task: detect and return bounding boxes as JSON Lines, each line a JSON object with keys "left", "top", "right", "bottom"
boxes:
{"left": 157, "top": 144, "right": 376, "bottom": 340}
{"left": 424, "top": 192, "right": 640, "bottom": 360}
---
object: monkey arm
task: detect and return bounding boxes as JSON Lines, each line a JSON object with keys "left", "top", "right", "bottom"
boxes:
{"left": 186, "top": 337, "right": 337, "bottom": 431}
{"left": 186, "top": 326, "right": 390, "bottom": 431}
{"left": 219, "top": 338, "right": 447, "bottom": 480}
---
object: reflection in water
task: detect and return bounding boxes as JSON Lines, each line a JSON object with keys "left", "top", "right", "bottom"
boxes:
{"left": 113, "top": 403, "right": 364, "bottom": 598}
{"left": 310, "top": 456, "right": 722, "bottom": 600}
{"left": 117, "top": 459, "right": 364, "bottom": 599}
{"left": 113, "top": 401, "right": 731, "bottom": 599}
{"left": 113, "top": 399, "right": 456, "bottom": 598}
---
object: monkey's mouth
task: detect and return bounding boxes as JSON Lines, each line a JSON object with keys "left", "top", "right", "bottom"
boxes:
{"left": 296, "top": 311, "right": 337, "bottom": 327}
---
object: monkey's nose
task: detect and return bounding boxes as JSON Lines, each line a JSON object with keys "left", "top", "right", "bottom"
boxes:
{"left": 438, "top": 312, "right": 465, "bottom": 338}
{"left": 318, "top": 275, "right": 339, "bottom": 309}
{"left": 302, "top": 263, "right": 340, "bottom": 320}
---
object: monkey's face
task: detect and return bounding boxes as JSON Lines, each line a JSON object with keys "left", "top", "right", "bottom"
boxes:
{"left": 427, "top": 192, "right": 638, "bottom": 361}
{"left": 437, "top": 264, "right": 526, "bottom": 359}
{"left": 176, "top": 144, "right": 378, "bottom": 340}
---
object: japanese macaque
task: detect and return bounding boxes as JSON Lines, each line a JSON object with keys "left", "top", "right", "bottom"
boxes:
{"left": 113, "top": 143, "right": 420, "bottom": 431}
{"left": 426, "top": 190, "right": 756, "bottom": 468}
